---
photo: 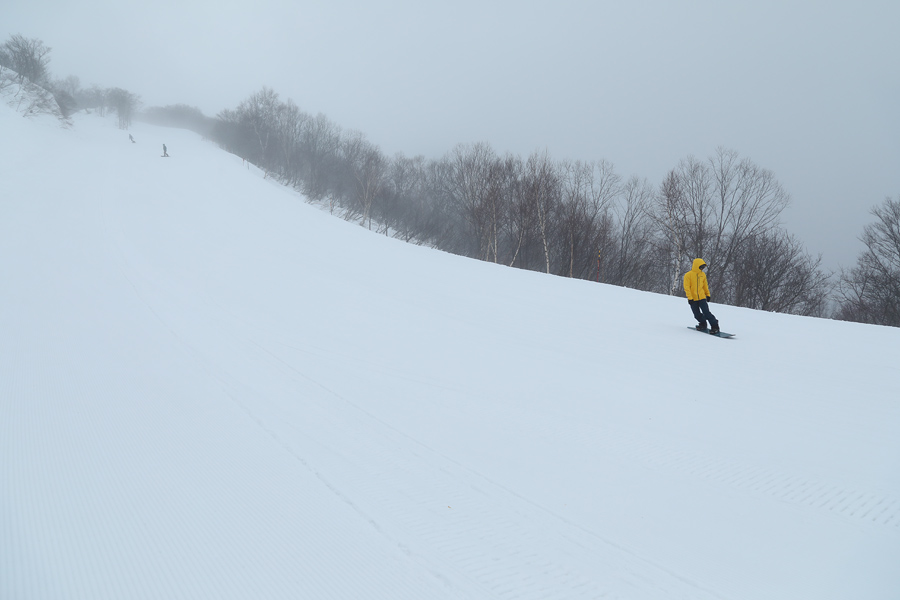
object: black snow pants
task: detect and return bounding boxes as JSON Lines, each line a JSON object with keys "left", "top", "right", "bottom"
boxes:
{"left": 689, "top": 299, "right": 718, "bottom": 329}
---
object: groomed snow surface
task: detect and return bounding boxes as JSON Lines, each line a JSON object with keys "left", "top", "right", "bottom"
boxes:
{"left": 2, "top": 106, "right": 899, "bottom": 600}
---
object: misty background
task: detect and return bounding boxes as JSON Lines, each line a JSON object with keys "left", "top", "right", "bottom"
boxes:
{"left": 2, "top": 0, "right": 898, "bottom": 271}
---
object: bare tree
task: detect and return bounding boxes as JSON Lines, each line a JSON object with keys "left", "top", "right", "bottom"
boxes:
{"left": 444, "top": 143, "right": 497, "bottom": 259}
{"left": 732, "top": 231, "right": 831, "bottom": 315}
{"left": 422, "top": 157, "right": 467, "bottom": 252}
{"left": 482, "top": 154, "right": 522, "bottom": 264}
{"left": 76, "top": 85, "right": 108, "bottom": 115}
{"left": 54, "top": 75, "right": 80, "bottom": 97}
{"left": 523, "top": 151, "right": 560, "bottom": 274}
{"left": 608, "top": 176, "right": 657, "bottom": 289}
{"left": 107, "top": 87, "right": 140, "bottom": 129}
{"left": 299, "top": 113, "right": 342, "bottom": 201}
{"left": 558, "top": 160, "right": 620, "bottom": 278}
{"left": 342, "top": 131, "right": 387, "bottom": 229}
{"left": 709, "top": 147, "right": 790, "bottom": 282}
{"left": 48, "top": 75, "right": 81, "bottom": 117}
{"left": 238, "top": 87, "right": 281, "bottom": 170}
{"left": 384, "top": 153, "right": 429, "bottom": 241}
{"left": 836, "top": 196, "right": 900, "bottom": 326}
{"left": 273, "top": 98, "right": 309, "bottom": 185}
{"left": 1, "top": 35, "right": 51, "bottom": 84}
{"left": 506, "top": 159, "right": 537, "bottom": 269}
{"left": 654, "top": 170, "right": 691, "bottom": 294}
{"left": 655, "top": 148, "right": 791, "bottom": 304}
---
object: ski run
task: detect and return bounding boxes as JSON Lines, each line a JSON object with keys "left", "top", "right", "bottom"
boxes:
{"left": 2, "top": 103, "right": 899, "bottom": 599}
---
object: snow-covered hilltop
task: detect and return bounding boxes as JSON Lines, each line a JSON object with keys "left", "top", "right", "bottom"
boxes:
{"left": 2, "top": 106, "right": 899, "bottom": 599}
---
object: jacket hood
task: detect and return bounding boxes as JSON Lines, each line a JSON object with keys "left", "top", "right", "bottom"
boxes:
{"left": 691, "top": 258, "right": 707, "bottom": 271}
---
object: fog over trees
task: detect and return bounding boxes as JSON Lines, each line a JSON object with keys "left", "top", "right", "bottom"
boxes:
{"left": 211, "top": 87, "right": 834, "bottom": 318}
{"left": 1, "top": 34, "right": 141, "bottom": 124}
{"left": 4, "top": 34, "right": 898, "bottom": 326}
{"left": 0, "top": 34, "right": 51, "bottom": 84}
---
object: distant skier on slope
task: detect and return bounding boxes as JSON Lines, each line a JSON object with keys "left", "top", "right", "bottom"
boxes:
{"left": 684, "top": 258, "right": 720, "bottom": 334}
{"left": 129, "top": 134, "right": 136, "bottom": 143}
{"left": 162, "top": 143, "right": 169, "bottom": 157}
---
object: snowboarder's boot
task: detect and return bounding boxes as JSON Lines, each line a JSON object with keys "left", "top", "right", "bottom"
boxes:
{"left": 710, "top": 325, "right": 720, "bottom": 335}
{"left": 695, "top": 322, "right": 708, "bottom": 331}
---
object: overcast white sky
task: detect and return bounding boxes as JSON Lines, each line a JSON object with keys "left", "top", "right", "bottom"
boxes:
{"left": 3, "top": 0, "right": 898, "bottom": 269}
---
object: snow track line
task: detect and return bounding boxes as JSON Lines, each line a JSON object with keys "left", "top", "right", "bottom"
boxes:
{"left": 0, "top": 179, "right": 469, "bottom": 599}
{"left": 232, "top": 339, "right": 732, "bottom": 600}
{"left": 571, "top": 423, "right": 900, "bottom": 531}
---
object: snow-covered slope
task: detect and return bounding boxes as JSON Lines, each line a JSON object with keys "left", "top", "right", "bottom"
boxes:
{"left": 2, "top": 107, "right": 898, "bottom": 600}
{"left": 0, "top": 74, "right": 68, "bottom": 122}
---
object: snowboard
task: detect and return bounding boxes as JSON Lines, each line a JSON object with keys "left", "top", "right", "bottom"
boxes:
{"left": 688, "top": 326, "right": 735, "bottom": 339}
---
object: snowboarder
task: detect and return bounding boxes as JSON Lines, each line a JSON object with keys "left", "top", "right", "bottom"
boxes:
{"left": 162, "top": 143, "right": 169, "bottom": 157}
{"left": 129, "top": 134, "right": 136, "bottom": 143}
{"left": 684, "top": 258, "right": 720, "bottom": 334}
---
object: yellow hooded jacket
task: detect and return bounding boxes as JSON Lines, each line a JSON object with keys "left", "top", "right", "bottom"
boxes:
{"left": 683, "top": 258, "right": 711, "bottom": 302}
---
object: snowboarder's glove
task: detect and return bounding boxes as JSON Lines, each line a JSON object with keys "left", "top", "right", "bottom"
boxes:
{"left": 706, "top": 296, "right": 711, "bottom": 303}
{"left": 688, "top": 299, "right": 695, "bottom": 306}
